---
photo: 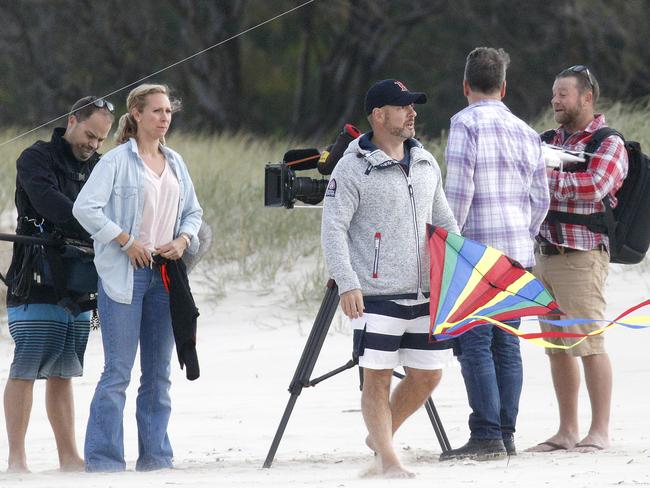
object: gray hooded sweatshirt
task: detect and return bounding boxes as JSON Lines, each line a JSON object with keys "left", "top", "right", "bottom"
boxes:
{"left": 321, "top": 133, "right": 460, "bottom": 299}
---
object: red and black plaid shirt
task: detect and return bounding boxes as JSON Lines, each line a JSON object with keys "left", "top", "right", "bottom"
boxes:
{"left": 539, "top": 114, "right": 628, "bottom": 251}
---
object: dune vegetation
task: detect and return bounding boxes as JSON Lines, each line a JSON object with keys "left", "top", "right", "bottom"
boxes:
{"left": 1, "top": 99, "right": 649, "bottom": 310}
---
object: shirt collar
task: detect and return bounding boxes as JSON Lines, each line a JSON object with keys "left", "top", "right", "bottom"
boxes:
{"left": 559, "top": 114, "right": 605, "bottom": 137}
{"left": 357, "top": 132, "right": 424, "bottom": 167}
{"left": 467, "top": 98, "right": 510, "bottom": 112}
{"left": 52, "top": 127, "right": 84, "bottom": 163}
{"left": 128, "top": 137, "right": 173, "bottom": 159}
{"left": 581, "top": 113, "right": 607, "bottom": 133}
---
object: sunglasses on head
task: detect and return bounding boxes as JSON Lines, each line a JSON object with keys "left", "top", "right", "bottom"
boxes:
{"left": 90, "top": 97, "right": 115, "bottom": 113}
{"left": 567, "top": 65, "right": 595, "bottom": 89}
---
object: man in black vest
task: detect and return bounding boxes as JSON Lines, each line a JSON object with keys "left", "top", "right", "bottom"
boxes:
{"left": 3, "top": 97, "right": 113, "bottom": 472}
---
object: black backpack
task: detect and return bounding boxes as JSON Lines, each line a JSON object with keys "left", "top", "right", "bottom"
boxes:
{"left": 541, "top": 127, "right": 650, "bottom": 264}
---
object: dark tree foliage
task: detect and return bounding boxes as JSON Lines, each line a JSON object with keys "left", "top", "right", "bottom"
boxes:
{"left": 0, "top": 0, "right": 245, "bottom": 131}
{"left": 1, "top": 0, "right": 649, "bottom": 140}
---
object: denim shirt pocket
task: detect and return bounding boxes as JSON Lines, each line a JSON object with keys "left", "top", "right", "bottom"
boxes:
{"left": 112, "top": 185, "right": 138, "bottom": 228}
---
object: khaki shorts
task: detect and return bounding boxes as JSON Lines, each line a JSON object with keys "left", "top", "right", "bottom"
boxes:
{"left": 533, "top": 248, "right": 609, "bottom": 357}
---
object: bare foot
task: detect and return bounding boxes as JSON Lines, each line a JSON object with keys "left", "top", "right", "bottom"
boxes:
{"left": 362, "top": 436, "right": 410, "bottom": 478}
{"left": 60, "top": 457, "right": 85, "bottom": 472}
{"left": 6, "top": 462, "right": 30, "bottom": 474}
{"left": 359, "top": 457, "right": 381, "bottom": 478}
{"left": 525, "top": 434, "right": 577, "bottom": 452}
{"left": 569, "top": 434, "right": 609, "bottom": 453}
{"left": 383, "top": 463, "right": 415, "bottom": 479}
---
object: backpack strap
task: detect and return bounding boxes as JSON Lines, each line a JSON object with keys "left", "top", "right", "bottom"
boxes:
{"left": 583, "top": 128, "right": 625, "bottom": 244}
{"left": 583, "top": 127, "right": 623, "bottom": 155}
{"left": 540, "top": 129, "right": 556, "bottom": 144}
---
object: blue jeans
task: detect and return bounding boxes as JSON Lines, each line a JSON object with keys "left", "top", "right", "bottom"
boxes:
{"left": 85, "top": 268, "right": 174, "bottom": 472}
{"left": 457, "top": 320, "right": 523, "bottom": 441}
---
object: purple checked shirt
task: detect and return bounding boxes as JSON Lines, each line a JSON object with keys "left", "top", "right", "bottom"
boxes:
{"left": 444, "top": 99, "right": 549, "bottom": 268}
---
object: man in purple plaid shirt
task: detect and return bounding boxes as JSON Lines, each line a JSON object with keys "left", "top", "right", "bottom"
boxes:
{"left": 440, "top": 47, "right": 549, "bottom": 462}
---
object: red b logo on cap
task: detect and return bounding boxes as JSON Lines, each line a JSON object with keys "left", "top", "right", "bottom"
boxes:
{"left": 394, "top": 81, "right": 408, "bottom": 91}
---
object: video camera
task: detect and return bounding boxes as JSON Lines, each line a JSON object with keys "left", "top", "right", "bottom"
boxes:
{"left": 264, "top": 124, "right": 361, "bottom": 209}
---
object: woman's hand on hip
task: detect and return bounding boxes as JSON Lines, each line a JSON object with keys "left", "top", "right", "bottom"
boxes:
{"left": 127, "top": 240, "right": 152, "bottom": 268}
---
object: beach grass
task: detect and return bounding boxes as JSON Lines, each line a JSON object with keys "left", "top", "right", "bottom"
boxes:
{"left": 1, "top": 99, "right": 649, "bottom": 309}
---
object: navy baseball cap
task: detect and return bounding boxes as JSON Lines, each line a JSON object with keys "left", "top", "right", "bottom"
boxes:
{"left": 364, "top": 79, "right": 427, "bottom": 115}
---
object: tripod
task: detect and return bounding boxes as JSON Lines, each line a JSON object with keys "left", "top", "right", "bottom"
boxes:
{"left": 262, "top": 279, "right": 451, "bottom": 468}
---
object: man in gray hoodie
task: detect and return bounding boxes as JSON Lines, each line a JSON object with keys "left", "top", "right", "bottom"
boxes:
{"left": 321, "top": 79, "right": 460, "bottom": 478}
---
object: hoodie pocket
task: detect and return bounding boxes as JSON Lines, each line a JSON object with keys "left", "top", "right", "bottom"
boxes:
{"left": 372, "top": 232, "right": 381, "bottom": 278}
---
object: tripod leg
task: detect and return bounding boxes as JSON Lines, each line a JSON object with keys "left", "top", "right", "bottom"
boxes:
{"left": 263, "top": 394, "right": 300, "bottom": 468}
{"left": 263, "top": 280, "right": 340, "bottom": 468}
{"left": 423, "top": 398, "right": 451, "bottom": 452}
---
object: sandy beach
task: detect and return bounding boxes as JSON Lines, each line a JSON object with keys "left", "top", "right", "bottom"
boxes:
{"left": 0, "top": 263, "right": 649, "bottom": 488}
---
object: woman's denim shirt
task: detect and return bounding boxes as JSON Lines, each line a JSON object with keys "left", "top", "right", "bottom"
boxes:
{"left": 73, "top": 138, "right": 203, "bottom": 304}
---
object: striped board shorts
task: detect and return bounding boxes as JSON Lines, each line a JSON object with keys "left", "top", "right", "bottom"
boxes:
{"left": 7, "top": 304, "right": 91, "bottom": 380}
{"left": 351, "top": 300, "right": 454, "bottom": 370}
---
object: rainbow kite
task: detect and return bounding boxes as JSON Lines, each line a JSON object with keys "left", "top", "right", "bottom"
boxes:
{"left": 427, "top": 225, "right": 650, "bottom": 349}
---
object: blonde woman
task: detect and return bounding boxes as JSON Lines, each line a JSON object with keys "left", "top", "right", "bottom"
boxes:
{"left": 73, "top": 84, "right": 202, "bottom": 472}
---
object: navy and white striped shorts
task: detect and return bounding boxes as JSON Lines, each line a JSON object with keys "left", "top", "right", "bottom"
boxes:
{"left": 351, "top": 300, "right": 454, "bottom": 370}
{"left": 7, "top": 304, "right": 90, "bottom": 380}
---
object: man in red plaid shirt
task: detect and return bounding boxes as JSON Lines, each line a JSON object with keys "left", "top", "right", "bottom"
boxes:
{"left": 527, "top": 66, "right": 628, "bottom": 453}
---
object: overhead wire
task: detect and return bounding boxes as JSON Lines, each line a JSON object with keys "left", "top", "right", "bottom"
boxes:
{"left": 0, "top": 0, "right": 316, "bottom": 149}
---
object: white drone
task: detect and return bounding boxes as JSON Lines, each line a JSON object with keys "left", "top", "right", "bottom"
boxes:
{"left": 541, "top": 143, "right": 594, "bottom": 170}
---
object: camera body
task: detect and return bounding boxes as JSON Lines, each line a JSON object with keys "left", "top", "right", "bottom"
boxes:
{"left": 264, "top": 124, "right": 361, "bottom": 209}
{"left": 264, "top": 161, "right": 329, "bottom": 209}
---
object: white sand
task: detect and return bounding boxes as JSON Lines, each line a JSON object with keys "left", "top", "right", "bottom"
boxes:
{"left": 0, "top": 264, "right": 649, "bottom": 487}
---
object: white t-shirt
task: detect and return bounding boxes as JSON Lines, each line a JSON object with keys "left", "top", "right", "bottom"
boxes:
{"left": 138, "top": 160, "right": 180, "bottom": 250}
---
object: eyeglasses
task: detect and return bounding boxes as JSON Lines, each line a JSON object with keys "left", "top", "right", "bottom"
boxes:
{"left": 567, "top": 65, "right": 595, "bottom": 89}
{"left": 90, "top": 97, "right": 115, "bottom": 113}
